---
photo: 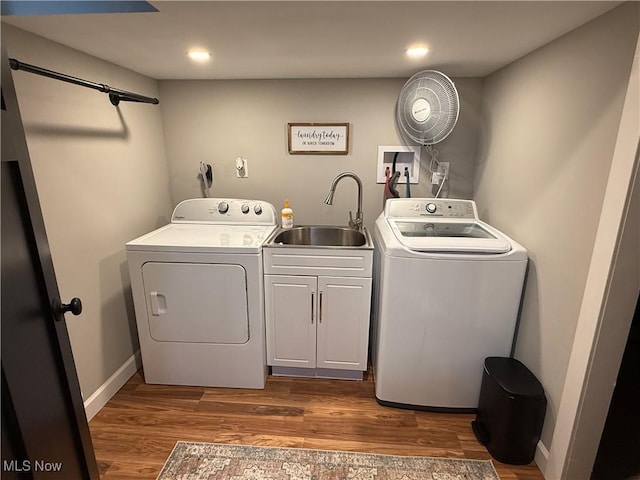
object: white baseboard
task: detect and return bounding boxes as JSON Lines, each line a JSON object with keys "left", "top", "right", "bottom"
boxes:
{"left": 535, "top": 440, "right": 550, "bottom": 477}
{"left": 83, "top": 350, "right": 142, "bottom": 421}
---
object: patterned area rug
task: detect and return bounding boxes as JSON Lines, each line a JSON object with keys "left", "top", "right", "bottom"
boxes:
{"left": 157, "top": 442, "right": 499, "bottom": 479}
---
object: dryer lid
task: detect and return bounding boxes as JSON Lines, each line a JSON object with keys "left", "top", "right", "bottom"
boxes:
{"left": 126, "top": 223, "right": 277, "bottom": 254}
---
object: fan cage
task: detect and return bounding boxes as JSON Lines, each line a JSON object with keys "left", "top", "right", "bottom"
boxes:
{"left": 397, "top": 70, "right": 459, "bottom": 145}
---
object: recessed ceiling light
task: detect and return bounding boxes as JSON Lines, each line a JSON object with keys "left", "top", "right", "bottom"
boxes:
{"left": 406, "top": 47, "right": 429, "bottom": 58}
{"left": 187, "top": 50, "right": 211, "bottom": 61}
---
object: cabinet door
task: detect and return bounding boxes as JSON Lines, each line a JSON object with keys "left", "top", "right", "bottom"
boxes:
{"left": 316, "top": 276, "right": 372, "bottom": 371}
{"left": 265, "top": 275, "right": 317, "bottom": 368}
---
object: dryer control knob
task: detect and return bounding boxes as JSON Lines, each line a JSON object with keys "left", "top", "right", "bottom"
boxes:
{"left": 254, "top": 204, "right": 263, "bottom": 215}
{"left": 218, "top": 201, "right": 229, "bottom": 214}
{"left": 426, "top": 203, "right": 437, "bottom": 214}
{"left": 241, "top": 204, "right": 250, "bottom": 214}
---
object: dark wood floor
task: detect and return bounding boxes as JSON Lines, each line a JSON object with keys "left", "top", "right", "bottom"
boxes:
{"left": 89, "top": 369, "right": 544, "bottom": 479}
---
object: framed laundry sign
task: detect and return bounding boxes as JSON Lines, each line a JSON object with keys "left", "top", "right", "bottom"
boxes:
{"left": 287, "top": 123, "right": 350, "bottom": 154}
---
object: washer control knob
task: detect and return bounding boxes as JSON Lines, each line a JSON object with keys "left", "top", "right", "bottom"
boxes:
{"left": 218, "top": 201, "right": 229, "bottom": 214}
{"left": 426, "top": 203, "right": 437, "bottom": 214}
{"left": 254, "top": 204, "right": 263, "bottom": 215}
{"left": 241, "top": 204, "right": 250, "bottom": 214}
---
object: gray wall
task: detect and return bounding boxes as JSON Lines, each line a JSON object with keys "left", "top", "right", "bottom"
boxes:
{"left": 474, "top": 2, "right": 639, "bottom": 452}
{"left": 2, "top": 25, "right": 172, "bottom": 399}
{"left": 159, "top": 77, "right": 483, "bottom": 229}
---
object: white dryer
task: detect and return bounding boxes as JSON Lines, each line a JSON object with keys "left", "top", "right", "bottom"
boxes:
{"left": 372, "top": 198, "right": 527, "bottom": 411}
{"left": 126, "top": 198, "right": 277, "bottom": 388}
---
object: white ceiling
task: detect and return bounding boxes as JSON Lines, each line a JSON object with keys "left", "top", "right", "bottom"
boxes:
{"left": 2, "top": 1, "right": 621, "bottom": 80}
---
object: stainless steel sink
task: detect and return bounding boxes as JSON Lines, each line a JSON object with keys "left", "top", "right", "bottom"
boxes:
{"left": 267, "top": 226, "right": 372, "bottom": 248}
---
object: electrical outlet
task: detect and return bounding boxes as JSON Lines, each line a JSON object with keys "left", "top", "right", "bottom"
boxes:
{"left": 235, "top": 157, "right": 248, "bottom": 178}
{"left": 437, "top": 162, "right": 450, "bottom": 179}
{"left": 431, "top": 162, "right": 450, "bottom": 185}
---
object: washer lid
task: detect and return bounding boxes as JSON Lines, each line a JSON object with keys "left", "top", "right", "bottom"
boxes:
{"left": 388, "top": 219, "right": 512, "bottom": 253}
{"left": 126, "top": 223, "right": 277, "bottom": 254}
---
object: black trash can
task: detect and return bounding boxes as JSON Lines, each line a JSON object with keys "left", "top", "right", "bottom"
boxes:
{"left": 471, "top": 357, "right": 546, "bottom": 465}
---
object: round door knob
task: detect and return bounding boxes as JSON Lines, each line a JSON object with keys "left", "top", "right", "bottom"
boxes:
{"left": 60, "top": 297, "right": 83, "bottom": 316}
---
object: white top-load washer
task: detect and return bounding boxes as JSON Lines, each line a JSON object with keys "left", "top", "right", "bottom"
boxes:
{"left": 372, "top": 198, "right": 527, "bottom": 411}
{"left": 126, "top": 198, "right": 277, "bottom": 388}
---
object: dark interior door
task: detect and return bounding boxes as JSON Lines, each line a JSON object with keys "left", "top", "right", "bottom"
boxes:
{"left": 591, "top": 294, "right": 640, "bottom": 480}
{"left": 1, "top": 48, "right": 99, "bottom": 480}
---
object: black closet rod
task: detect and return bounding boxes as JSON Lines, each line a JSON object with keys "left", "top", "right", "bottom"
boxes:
{"left": 9, "top": 58, "right": 159, "bottom": 106}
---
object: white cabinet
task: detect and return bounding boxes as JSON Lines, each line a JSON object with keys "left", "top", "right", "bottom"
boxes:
{"left": 264, "top": 275, "right": 316, "bottom": 368}
{"left": 264, "top": 274, "right": 372, "bottom": 378}
{"left": 263, "top": 242, "right": 374, "bottom": 379}
{"left": 316, "top": 276, "right": 371, "bottom": 370}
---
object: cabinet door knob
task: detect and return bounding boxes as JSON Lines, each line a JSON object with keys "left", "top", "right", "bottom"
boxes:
{"left": 319, "top": 291, "right": 323, "bottom": 323}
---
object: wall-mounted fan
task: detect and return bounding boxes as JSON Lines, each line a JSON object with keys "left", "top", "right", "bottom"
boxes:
{"left": 397, "top": 70, "right": 459, "bottom": 145}
{"left": 396, "top": 70, "right": 459, "bottom": 198}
